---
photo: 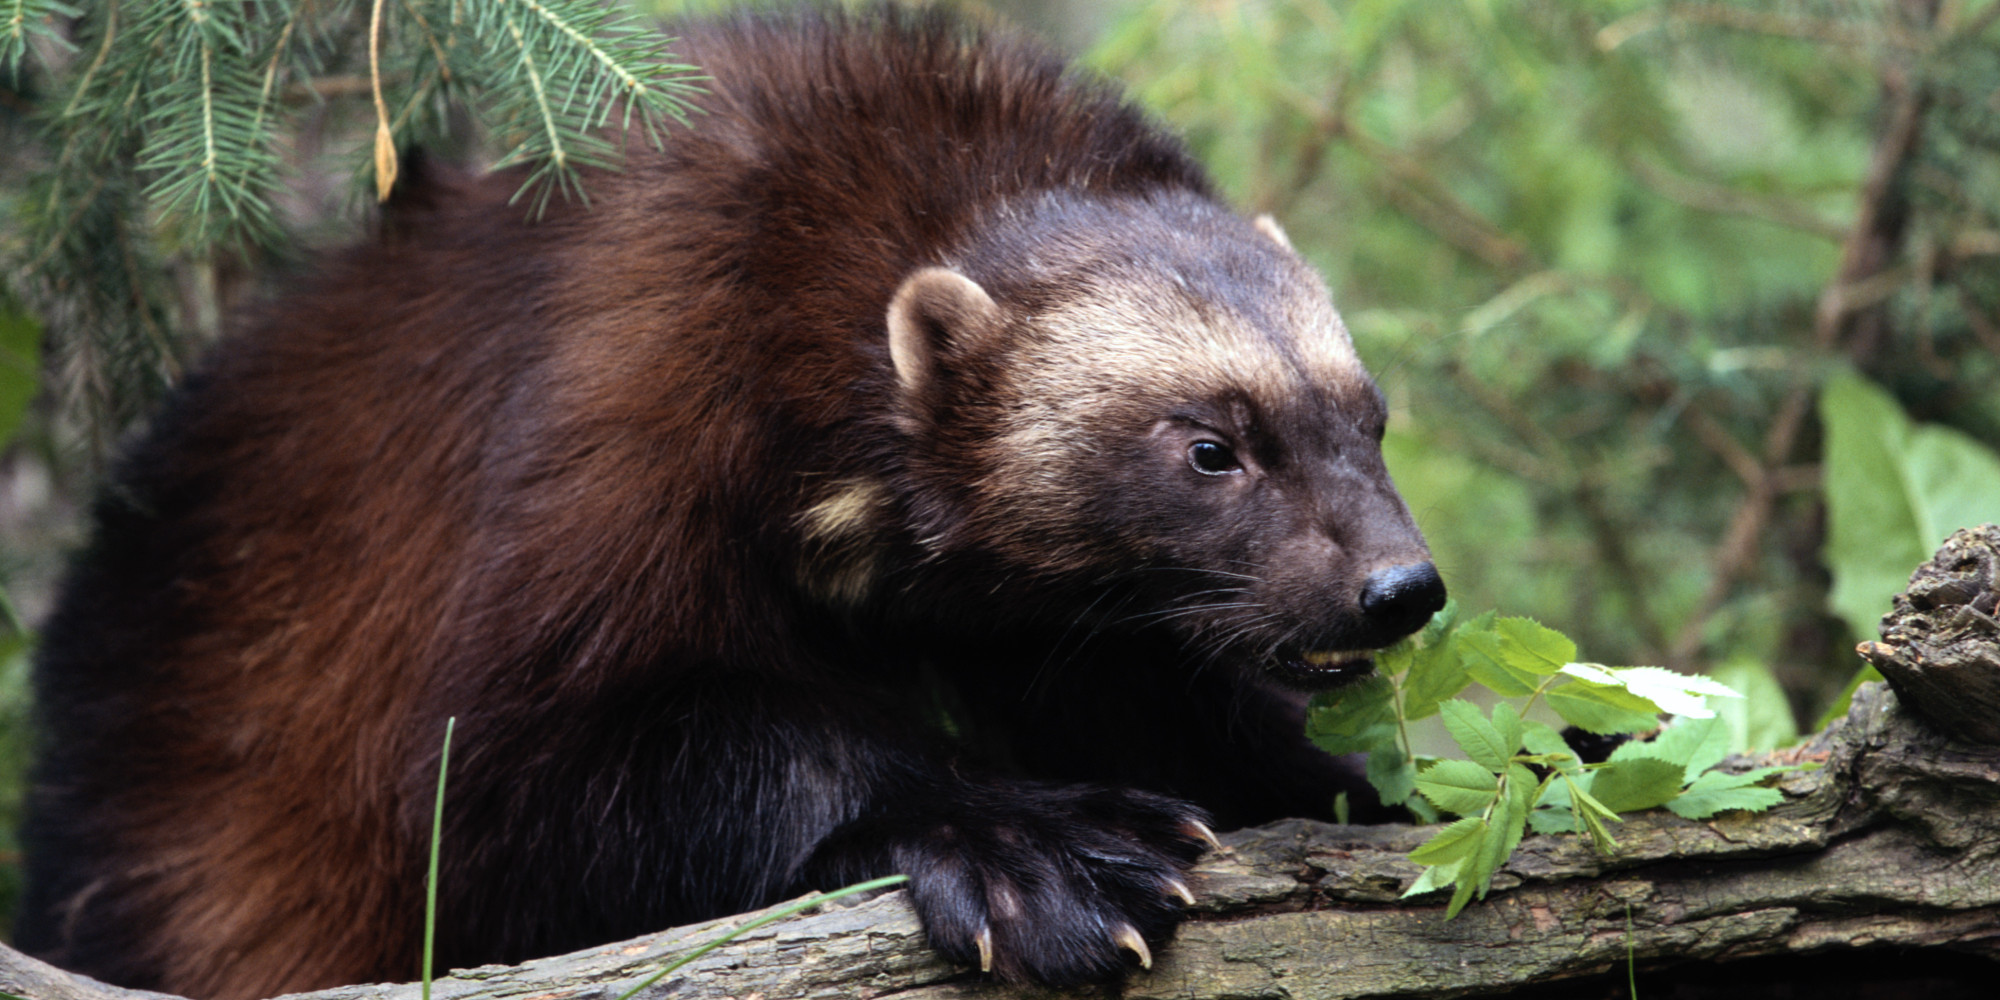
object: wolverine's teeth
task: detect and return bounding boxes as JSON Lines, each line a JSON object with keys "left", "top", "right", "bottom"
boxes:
{"left": 1301, "top": 649, "right": 1371, "bottom": 666}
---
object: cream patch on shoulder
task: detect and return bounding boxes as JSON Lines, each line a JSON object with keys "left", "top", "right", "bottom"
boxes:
{"left": 796, "top": 477, "right": 889, "bottom": 606}
{"left": 800, "top": 477, "right": 888, "bottom": 544}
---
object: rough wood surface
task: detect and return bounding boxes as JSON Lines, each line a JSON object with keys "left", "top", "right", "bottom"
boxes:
{"left": 11, "top": 529, "right": 2000, "bottom": 1000}
{"left": 7, "top": 681, "right": 1998, "bottom": 1000}
{"left": 1860, "top": 524, "right": 2000, "bottom": 745}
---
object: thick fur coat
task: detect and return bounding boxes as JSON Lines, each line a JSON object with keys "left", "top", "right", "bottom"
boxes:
{"left": 21, "top": 10, "right": 1443, "bottom": 998}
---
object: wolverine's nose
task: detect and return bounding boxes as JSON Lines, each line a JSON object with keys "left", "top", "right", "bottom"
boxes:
{"left": 1359, "top": 562, "right": 1447, "bottom": 637}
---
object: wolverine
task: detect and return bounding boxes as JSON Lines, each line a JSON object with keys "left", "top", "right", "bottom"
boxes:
{"left": 20, "top": 8, "right": 1444, "bottom": 998}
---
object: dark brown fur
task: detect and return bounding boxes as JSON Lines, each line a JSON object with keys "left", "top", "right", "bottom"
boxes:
{"left": 21, "top": 10, "right": 1441, "bottom": 998}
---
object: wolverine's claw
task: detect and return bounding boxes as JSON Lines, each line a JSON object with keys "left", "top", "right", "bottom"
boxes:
{"left": 976, "top": 925, "right": 994, "bottom": 973}
{"left": 1166, "top": 877, "right": 1196, "bottom": 906}
{"left": 1186, "top": 819, "right": 1223, "bottom": 852}
{"left": 1112, "top": 923, "right": 1152, "bottom": 969}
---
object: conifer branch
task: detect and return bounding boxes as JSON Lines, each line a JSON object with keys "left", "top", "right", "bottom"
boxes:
{"left": 3, "top": 0, "right": 703, "bottom": 442}
{"left": 2, "top": 0, "right": 74, "bottom": 72}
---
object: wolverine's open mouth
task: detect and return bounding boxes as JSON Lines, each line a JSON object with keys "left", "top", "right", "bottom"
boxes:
{"left": 1272, "top": 648, "right": 1378, "bottom": 687}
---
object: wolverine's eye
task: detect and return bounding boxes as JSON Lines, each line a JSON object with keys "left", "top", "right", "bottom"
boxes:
{"left": 1187, "top": 440, "right": 1242, "bottom": 476}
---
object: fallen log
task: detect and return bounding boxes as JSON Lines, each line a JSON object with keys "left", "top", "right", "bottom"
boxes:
{"left": 9, "top": 529, "right": 2000, "bottom": 1000}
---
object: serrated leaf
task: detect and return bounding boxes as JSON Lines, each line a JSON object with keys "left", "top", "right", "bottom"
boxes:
{"left": 1587, "top": 757, "right": 1687, "bottom": 813}
{"left": 1403, "top": 859, "right": 1460, "bottom": 898}
{"left": 1461, "top": 810, "right": 1509, "bottom": 903}
{"left": 1663, "top": 765, "right": 1801, "bottom": 819}
{"left": 1456, "top": 629, "right": 1538, "bottom": 696}
{"left": 1490, "top": 702, "right": 1525, "bottom": 760}
{"left": 1566, "top": 777, "right": 1622, "bottom": 853}
{"left": 1567, "top": 777, "right": 1622, "bottom": 824}
{"left": 1445, "top": 864, "right": 1479, "bottom": 917}
{"left": 1560, "top": 662, "right": 1621, "bottom": 685}
{"left": 1416, "top": 759, "right": 1501, "bottom": 816}
{"left": 1607, "top": 666, "right": 1741, "bottom": 719}
{"left": 1520, "top": 720, "right": 1582, "bottom": 774}
{"left": 1632, "top": 715, "right": 1731, "bottom": 783}
{"left": 1475, "top": 763, "right": 1537, "bottom": 897}
{"left": 1529, "top": 807, "right": 1578, "bottom": 835}
{"left": 1406, "top": 795, "right": 1441, "bottom": 824}
{"left": 1366, "top": 739, "right": 1418, "bottom": 807}
{"left": 1491, "top": 617, "right": 1577, "bottom": 673}
{"left": 1439, "top": 699, "right": 1513, "bottom": 772}
{"left": 1402, "top": 632, "right": 1472, "bottom": 721}
{"left": 1306, "top": 672, "right": 1398, "bottom": 756}
{"left": 1546, "top": 683, "right": 1662, "bottom": 734}
{"left": 1409, "top": 815, "right": 1489, "bottom": 865}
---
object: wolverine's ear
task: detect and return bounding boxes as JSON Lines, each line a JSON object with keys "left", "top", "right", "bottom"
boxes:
{"left": 1253, "top": 213, "right": 1293, "bottom": 251}
{"left": 887, "top": 268, "right": 1001, "bottom": 393}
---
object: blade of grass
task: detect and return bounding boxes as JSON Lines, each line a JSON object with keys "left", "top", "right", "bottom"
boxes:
{"left": 610, "top": 874, "right": 911, "bottom": 1000}
{"left": 423, "top": 716, "right": 455, "bottom": 1000}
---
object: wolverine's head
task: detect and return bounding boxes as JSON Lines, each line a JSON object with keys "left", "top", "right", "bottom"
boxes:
{"left": 867, "top": 189, "right": 1443, "bottom": 686}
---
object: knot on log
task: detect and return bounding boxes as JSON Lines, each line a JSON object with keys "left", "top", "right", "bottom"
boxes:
{"left": 1858, "top": 524, "right": 2000, "bottom": 745}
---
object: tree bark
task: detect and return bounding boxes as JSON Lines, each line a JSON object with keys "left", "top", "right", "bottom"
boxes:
{"left": 9, "top": 531, "right": 2000, "bottom": 1000}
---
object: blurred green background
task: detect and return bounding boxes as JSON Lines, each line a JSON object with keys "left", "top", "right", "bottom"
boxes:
{"left": 2, "top": 0, "right": 1998, "bottom": 939}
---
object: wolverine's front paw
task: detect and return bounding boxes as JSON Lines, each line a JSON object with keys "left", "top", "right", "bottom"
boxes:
{"left": 827, "top": 783, "right": 1216, "bottom": 985}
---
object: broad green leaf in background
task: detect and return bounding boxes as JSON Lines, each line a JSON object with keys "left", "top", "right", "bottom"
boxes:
{"left": 1711, "top": 656, "right": 1801, "bottom": 752}
{"left": 1821, "top": 372, "right": 2000, "bottom": 641}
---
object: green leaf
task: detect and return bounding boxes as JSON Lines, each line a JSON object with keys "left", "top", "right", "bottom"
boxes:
{"left": 1545, "top": 683, "right": 1662, "bottom": 734}
{"left": 1416, "top": 758, "right": 1501, "bottom": 816}
{"left": 1520, "top": 720, "right": 1582, "bottom": 774}
{"left": 1528, "top": 806, "right": 1578, "bottom": 835}
{"left": 1458, "top": 616, "right": 1572, "bottom": 694}
{"left": 1637, "top": 715, "right": 1732, "bottom": 783}
{"left": 1475, "top": 763, "right": 1538, "bottom": 897}
{"left": 1821, "top": 372, "right": 2000, "bottom": 641}
{"left": 1712, "top": 656, "right": 1801, "bottom": 752}
{"left": 1586, "top": 757, "right": 1687, "bottom": 813}
{"left": 1817, "top": 666, "right": 1884, "bottom": 731}
{"left": 1366, "top": 739, "right": 1419, "bottom": 807}
{"left": 1492, "top": 617, "right": 1577, "bottom": 671}
{"left": 1490, "top": 701, "right": 1526, "bottom": 760}
{"left": 1306, "top": 672, "right": 1398, "bottom": 756}
{"left": 1409, "top": 815, "right": 1489, "bottom": 865}
{"left": 1462, "top": 805, "right": 1511, "bottom": 903}
{"left": 1402, "top": 605, "right": 1478, "bottom": 719}
{"left": 1567, "top": 778, "right": 1622, "bottom": 854}
{"left": 1403, "top": 859, "right": 1461, "bottom": 898}
{"left": 1666, "top": 768, "right": 1791, "bottom": 819}
{"left": 1445, "top": 865, "right": 1479, "bottom": 918}
{"left": 1606, "top": 666, "right": 1741, "bottom": 719}
{"left": 1439, "top": 699, "right": 1513, "bottom": 772}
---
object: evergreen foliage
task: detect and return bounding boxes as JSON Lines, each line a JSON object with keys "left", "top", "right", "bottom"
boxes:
{"left": 3, "top": 0, "right": 700, "bottom": 443}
